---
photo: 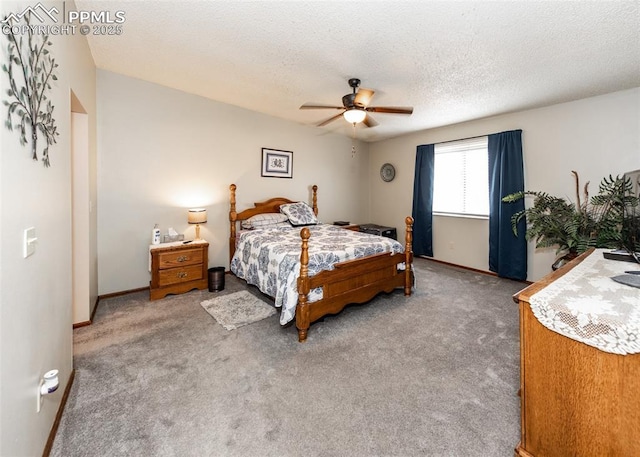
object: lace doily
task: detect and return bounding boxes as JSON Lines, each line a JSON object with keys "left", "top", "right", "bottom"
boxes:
{"left": 529, "top": 249, "right": 640, "bottom": 355}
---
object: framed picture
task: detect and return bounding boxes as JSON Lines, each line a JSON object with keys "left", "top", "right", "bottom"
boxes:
{"left": 261, "top": 148, "right": 293, "bottom": 178}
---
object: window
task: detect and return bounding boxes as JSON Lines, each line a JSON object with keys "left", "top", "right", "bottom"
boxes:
{"left": 433, "top": 136, "right": 489, "bottom": 217}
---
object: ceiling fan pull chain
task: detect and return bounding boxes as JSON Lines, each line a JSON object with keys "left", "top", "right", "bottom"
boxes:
{"left": 351, "top": 123, "right": 357, "bottom": 157}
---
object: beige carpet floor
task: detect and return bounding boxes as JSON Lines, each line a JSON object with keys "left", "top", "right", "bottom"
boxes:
{"left": 51, "top": 258, "right": 526, "bottom": 456}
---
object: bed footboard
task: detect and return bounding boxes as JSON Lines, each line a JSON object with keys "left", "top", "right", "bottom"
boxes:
{"left": 296, "top": 217, "right": 414, "bottom": 342}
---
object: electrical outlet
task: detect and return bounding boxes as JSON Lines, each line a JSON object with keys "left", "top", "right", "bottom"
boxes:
{"left": 449, "top": 241, "right": 454, "bottom": 250}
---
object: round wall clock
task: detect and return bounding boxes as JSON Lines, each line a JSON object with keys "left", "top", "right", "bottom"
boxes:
{"left": 380, "top": 163, "right": 396, "bottom": 182}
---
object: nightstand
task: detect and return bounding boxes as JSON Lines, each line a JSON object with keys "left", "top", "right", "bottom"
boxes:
{"left": 359, "top": 224, "right": 397, "bottom": 240}
{"left": 333, "top": 222, "right": 360, "bottom": 231}
{"left": 342, "top": 224, "right": 360, "bottom": 232}
{"left": 149, "top": 240, "right": 209, "bottom": 300}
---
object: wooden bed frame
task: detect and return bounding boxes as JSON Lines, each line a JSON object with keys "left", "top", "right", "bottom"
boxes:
{"left": 229, "top": 184, "right": 414, "bottom": 342}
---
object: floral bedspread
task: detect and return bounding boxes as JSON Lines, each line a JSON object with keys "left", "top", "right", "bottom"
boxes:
{"left": 230, "top": 224, "right": 405, "bottom": 325}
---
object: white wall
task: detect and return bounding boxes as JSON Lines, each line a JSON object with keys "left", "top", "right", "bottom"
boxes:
{"left": 97, "top": 70, "right": 370, "bottom": 295}
{"left": 369, "top": 88, "right": 640, "bottom": 281}
{"left": 0, "top": 1, "right": 97, "bottom": 454}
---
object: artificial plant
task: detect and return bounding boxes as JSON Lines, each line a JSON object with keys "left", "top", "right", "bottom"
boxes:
{"left": 502, "top": 171, "right": 638, "bottom": 255}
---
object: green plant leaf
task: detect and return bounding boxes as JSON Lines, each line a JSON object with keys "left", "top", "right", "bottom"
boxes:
{"left": 502, "top": 173, "right": 636, "bottom": 253}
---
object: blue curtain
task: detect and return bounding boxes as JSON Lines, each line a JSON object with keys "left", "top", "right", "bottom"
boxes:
{"left": 412, "top": 144, "right": 435, "bottom": 257}
{"left": 488, "top": 130, "right": 527, "bottom": 280}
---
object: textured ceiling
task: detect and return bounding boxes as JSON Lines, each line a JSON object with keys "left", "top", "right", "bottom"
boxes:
{"left": 77, "top": 1, "right": 640, "bottom": 142}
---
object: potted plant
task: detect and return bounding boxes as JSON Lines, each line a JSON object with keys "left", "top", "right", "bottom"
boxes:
{"left": 502, "top": 171, "right": 638, "bottom": 269}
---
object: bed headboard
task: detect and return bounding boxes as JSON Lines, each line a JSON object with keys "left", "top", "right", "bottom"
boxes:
{"left": 228, "top": 184, "right": 318, "bottom": 262}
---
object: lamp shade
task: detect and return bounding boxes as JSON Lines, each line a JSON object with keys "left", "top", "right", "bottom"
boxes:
{"left": 188, "top": 208, "right": 207, "bottom": 224}
{"left": 343, "top": 108, "right": 367, "bottom": 124}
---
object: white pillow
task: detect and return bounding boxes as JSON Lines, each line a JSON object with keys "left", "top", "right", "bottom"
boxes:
{"left": 241, "top": 213, "right": 289, "bottom": 230}
{"left": 280, "top": 202, "right": 318, "bottom": 226}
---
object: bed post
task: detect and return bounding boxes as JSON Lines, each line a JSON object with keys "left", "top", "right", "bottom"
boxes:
{"left": 311, "top": 185, "right": 318, "bottom": 216}
{"left": 296, "top": 227, "right": 311, "bottom": 342}
{"left": 229, "top": 184, "right": 237, "bottom": 262}
{"left": 404, "top": 216, "right": 414, "bottom": 296}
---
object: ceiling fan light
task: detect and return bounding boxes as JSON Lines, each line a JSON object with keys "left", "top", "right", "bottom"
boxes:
{"left": 343, "top": 109, "right": 366, "bottom": 124}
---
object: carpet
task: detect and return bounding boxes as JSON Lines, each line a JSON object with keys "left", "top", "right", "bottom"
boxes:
{"left": 52, "top": 259, "right": 526, "bottom": 457}
{"left": 200, "top": 290, "right": 276, "bottom": 330}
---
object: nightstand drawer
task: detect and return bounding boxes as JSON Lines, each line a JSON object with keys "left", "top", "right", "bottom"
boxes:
{"left": 158, "top": 264, "right": 204, "bottom": 286}
{"left": 158, "top": 249, "right": 203, "bottom": 269}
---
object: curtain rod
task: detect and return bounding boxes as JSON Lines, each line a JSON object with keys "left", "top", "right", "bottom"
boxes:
{"left": 433, "top": 129, "right": 522, "bottom": 145}
{"left": 435, "top": 134, "right": 488, "bottom": 145}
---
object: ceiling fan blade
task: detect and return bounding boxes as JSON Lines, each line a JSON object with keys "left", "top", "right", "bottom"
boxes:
{"left": 317, "top": 111, "right": 345, "bottom": 127}
{"left": 366, "top": 106, "right": 414, "bottom": 115}
{"left": 363, "top": 114, "right": 379, "bottom": 128}
{"left": 354, "top": 88, "right": 375, "bottom": 107}
{"left": 300, "top": 103, "right": 344, "bottom": 110}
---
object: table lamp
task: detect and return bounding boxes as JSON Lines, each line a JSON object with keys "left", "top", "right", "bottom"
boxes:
{"left": 188, "top": 208, "right": 207, "bottom": 240}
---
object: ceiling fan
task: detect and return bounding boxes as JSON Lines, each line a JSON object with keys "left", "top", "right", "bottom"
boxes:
{"left": 300, "top": 78, "right": 413, "bottom": 128}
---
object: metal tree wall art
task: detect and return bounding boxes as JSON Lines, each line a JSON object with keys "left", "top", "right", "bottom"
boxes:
{"left": 2, "top": 13, "right": 59, "bottom": 167}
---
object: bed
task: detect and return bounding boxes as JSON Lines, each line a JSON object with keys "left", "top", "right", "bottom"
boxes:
{"left": 229, "top": 184, "right": 414, "bottom": 342}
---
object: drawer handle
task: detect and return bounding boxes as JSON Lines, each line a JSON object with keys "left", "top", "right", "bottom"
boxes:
{"left": 177, "top": 272, "right": 188, "bottom": 278}
{"left": 177, "top": 256, "right": 188, "bottom": 262}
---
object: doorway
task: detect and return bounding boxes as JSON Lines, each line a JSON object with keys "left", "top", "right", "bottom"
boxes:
{"left": 71, "top": 91, "right": 92, "bottom": 325}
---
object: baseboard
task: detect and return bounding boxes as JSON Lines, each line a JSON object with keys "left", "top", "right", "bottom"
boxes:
{"left": 72, "top": 320, "right": 91, "bottom": 329}
{"left": 42, "top": 369, "right": 75, "bottom": 457}
{"left": 419, "top": 255, "right": 497, "bottom": 276}
{"left": 419, "top": 256, "right": 531, "bottom": 284}
{"left": 98, "top": 286, "right": 149, "bottom": 300}
{"left": 89, "top": 295, "right": 100, "bottom": 322}
{"left": 72, "top": 296, "right": 101, "bottom": 329}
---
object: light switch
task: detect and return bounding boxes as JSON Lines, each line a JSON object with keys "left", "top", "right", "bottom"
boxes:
{"left": 24, "top": 227, "right": 37, "bottom": 258}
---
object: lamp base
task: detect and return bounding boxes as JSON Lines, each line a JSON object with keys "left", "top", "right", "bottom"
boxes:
{"left": 195, "top": 224, "right": 201, "bottom": 240}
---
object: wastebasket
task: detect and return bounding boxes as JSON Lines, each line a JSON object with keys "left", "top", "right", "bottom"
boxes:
{"left": 208, "top": 267, "right": 225, "bottom": 292}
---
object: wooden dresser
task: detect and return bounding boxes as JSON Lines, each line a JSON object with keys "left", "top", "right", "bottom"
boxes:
{"left": 513, "top": 249, "right": 640, "bottom": 456}
{"left": 150, "top": 241, "right": 209, "bottom": 300}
